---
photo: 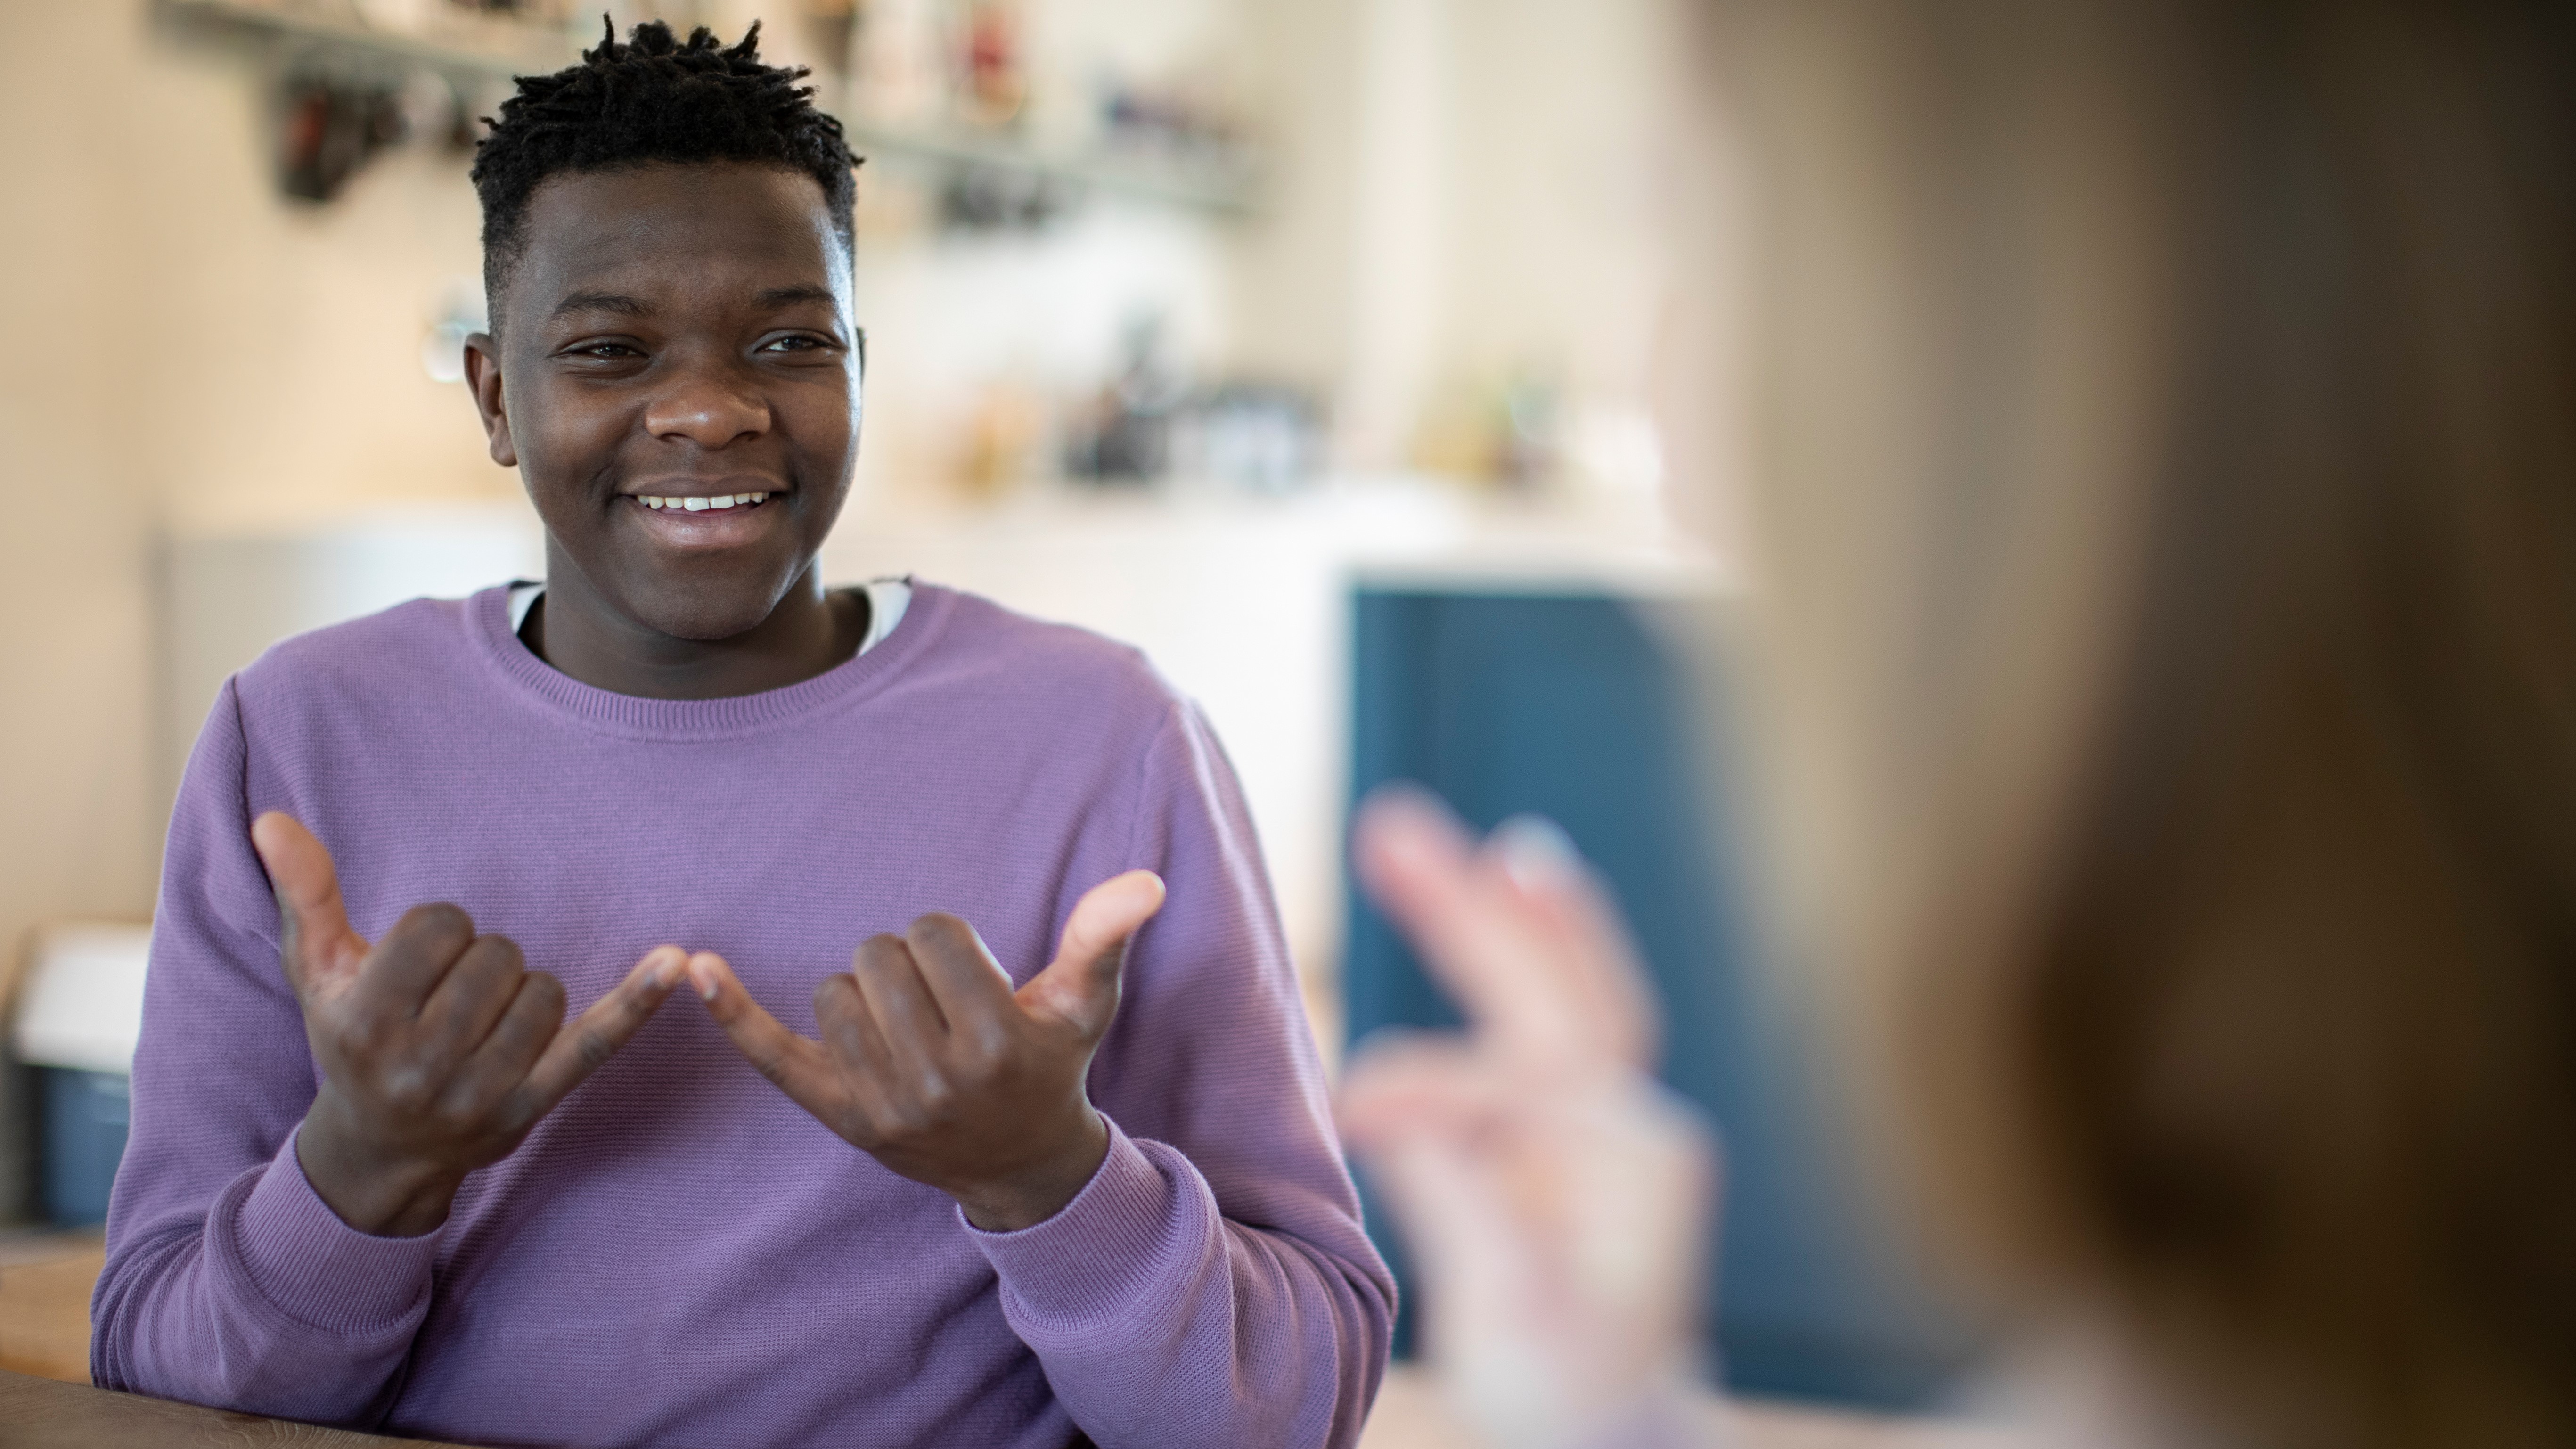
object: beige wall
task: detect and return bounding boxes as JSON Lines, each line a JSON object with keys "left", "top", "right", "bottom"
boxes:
{"left": 1222, "top": 0, "right": 1365, "bottom": 400}
{"left": 1231, "top": 0, "right": 1716, "bottom": 499}
{"left": 1436, "top": 0, "right": 1690, "bottom": 408}
{"left": 1, "top": 2, "right": 507, "bottom": 929}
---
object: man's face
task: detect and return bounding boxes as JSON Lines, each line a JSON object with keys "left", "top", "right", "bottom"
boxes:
{"left": 466, "top": 163, "right": 861, "bottom": 642}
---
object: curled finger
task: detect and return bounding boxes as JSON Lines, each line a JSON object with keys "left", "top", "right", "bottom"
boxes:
{"left": 417, "top": 934, "right": 527, "bottom": 1064}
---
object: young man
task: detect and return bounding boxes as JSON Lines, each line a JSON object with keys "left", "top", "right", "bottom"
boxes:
{"left": 93, "top": 22, "right": 1392, "bottom": 1448}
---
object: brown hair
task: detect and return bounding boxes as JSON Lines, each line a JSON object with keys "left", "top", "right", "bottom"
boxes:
{"left": 1723, "top": 3, "right": 2576, "bottom": 1444}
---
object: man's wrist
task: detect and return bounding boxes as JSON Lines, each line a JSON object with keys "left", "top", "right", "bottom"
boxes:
{"left": 295, "top": 1108, "right": 463, "bottom": 1238}
{"left": 953, "top": 1112, "right": 1112, "bottom": 1233}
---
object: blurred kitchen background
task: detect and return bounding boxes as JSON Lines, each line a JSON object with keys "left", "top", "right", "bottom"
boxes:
{"left": 0, "top": 3, "right": 2000, "bottom": 1443}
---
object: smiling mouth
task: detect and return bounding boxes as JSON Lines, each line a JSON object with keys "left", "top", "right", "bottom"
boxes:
{"left": 630, "top": 492, "right": 777, "bottom": 513}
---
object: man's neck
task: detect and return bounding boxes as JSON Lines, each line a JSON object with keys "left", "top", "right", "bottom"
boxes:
{"left": 523, "top": 559, "right": 866, "bottom": 701}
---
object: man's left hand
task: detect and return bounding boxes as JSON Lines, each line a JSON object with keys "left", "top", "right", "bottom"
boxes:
{"left": 687, "top": 872, "right": 1166, "bottom": 1231}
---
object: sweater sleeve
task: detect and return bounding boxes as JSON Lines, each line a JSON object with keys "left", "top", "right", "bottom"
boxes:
{"left": 969, "top": 700, "right": 1396, "bottom": 1449}
{"left": 89, "top": 677, "right": 442, "bottom": 1425}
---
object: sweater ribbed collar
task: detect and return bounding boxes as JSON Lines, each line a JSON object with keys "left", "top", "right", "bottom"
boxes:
{"left": 465, "top": 579, "right": 945, "bottom": 741}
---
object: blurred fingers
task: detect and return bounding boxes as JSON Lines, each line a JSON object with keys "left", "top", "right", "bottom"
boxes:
{"left": 1382, "top": 1107, "right": 1707, "bottom": 1449}
{"left": 1488, "top": 815, "right": 1658, "bottom": 1068}
{"left": 1558, "top": 1086, "right": 1716, "bottom": 1329}
{"left": 1364, "top": 1133, "right": 1547, "bottom": 1367}
{"left": 1354, "top": 786, "right": 1651, "bottom": 1072}
{"left": 1335, "top": 1031, "right": 1517, "bottom": 1146}
{"left": 1349, "top": 1050, "right": 1720, "bottom": 1394}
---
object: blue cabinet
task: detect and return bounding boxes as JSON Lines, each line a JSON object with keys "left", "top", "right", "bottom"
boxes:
{"left": 1343, "top": 588, "right": 1983, "bottom": 1410}
{"left": 39, "top": 1067, "right": 130, "bottom": 1227}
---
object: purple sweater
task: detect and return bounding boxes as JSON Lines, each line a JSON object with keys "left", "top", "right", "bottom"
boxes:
{"left": 96, "top": 582, "right": 1393, "bottom": 1449}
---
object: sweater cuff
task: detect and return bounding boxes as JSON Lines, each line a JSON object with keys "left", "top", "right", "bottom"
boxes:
{"left": 966, "top": 1119, "right": 1203, "bottom": 1332}
{"left": 226, "top": 1129, "right": 442, "bottom": 1335}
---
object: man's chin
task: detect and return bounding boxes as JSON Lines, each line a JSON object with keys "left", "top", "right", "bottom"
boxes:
{"left": 622, "top": 573, "right": 802, "bottom": 644}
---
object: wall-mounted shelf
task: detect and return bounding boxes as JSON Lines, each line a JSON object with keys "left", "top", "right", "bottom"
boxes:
{"left": 156, "top": 0, "right": 1262, "bottom": 216}
{"left": 837, "top": 111, "right": 1259, "bottom": 216}
{"left": 157, "top": 0, "right": 576, "bottom": 84}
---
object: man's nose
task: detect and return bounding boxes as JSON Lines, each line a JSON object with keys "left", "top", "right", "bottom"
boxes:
{"left": 645, "top": 366, "right": 770, "bottom": 447}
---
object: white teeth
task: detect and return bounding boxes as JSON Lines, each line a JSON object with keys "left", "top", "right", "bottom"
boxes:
{"left": 638, "top": 492, "right": 769, "bottom": 512}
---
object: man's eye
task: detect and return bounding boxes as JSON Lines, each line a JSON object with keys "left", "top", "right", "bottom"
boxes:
{"left": 573, "top": 343, "right": 642, "bottom": 359}
{"left": 761, "top": 336, "right": 832, "bottom": 353}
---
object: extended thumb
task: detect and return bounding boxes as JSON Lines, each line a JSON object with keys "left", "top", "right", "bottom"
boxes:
{"left": 1024, "top": 871, "right": 1166, "bottom": 1032}
{"left": 250, "top": 811, "right": 364, "bottom": 988}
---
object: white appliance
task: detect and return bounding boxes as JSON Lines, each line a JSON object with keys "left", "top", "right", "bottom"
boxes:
{"left": 12, "top": 923, "right": 152, "bottom": 1078}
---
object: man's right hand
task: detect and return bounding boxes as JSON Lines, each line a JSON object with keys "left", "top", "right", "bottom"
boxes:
{"left": 250, "top": 812, "right": 687, "bottom": 1237}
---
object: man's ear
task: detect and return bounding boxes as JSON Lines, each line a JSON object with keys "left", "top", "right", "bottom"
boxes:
{"left": 462, "top": 333, "right": 518, "bottom": 469}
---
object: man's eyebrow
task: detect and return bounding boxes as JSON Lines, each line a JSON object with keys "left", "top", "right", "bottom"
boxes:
{"left": 550, "top": 291, "right": 652, "bottom": 320}
{"left": 756, "top": 285, "right": 840, "bottom": 309}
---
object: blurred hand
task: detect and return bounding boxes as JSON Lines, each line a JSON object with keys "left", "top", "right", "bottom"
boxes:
{"left": 1340, "top": 786, "right": 1716, "bottom": 1449}
{"left": 687, "top": 871, "right": 1166, "bottom": 1231}
{"left": 253, "top": 812, "right": 689, "bottom": 1237}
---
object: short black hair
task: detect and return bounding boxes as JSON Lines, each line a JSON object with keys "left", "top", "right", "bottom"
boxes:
{"left": 470, "top": 18, "right": 859, "bottom": 328}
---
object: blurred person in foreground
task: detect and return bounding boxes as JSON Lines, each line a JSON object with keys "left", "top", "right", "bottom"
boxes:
{"left": 1339, "top": 3, "right": 2576, "bottom": 1448}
